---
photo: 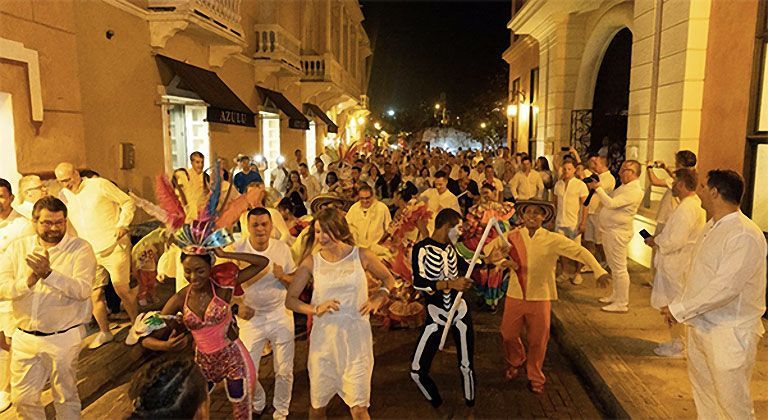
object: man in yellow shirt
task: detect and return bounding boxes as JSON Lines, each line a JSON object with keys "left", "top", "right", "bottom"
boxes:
{"left": 487, "top": 200, "right": 610, "bottom": 394}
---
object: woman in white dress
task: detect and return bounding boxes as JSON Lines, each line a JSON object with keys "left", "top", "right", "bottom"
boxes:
{"left": 285, "top": 208, "right": 396, "bottom": 420}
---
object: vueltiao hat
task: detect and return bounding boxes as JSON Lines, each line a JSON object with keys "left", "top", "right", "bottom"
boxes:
{"left": 514, "top": 200, "right": 555, "bottom": 224}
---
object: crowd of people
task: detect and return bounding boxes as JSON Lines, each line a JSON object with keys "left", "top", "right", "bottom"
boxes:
{"left": 0, "top": 141, "right": 765, "bottom": 419}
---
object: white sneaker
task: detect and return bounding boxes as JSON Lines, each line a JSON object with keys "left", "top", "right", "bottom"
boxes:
{"left": 654, "top": 340, "right": 685, "bottom": 358}
{"left": 88, "top": 331, "right": 114, "bottom": 349}
{"left": 0, "top": 391, "right": 11, "bottom": 413}
{"left": 601, "top": 303, "right": 629, "bottom": 313}
{"left": 598, "top": 296, "right": 614, "bottom": 303}
{"left": 571, "top": 274, "right": 584, "bottom": 285}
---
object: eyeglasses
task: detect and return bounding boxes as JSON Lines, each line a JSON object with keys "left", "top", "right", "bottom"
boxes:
{"left": 25, "top": 185, "right": 45, "bottom": 193}
{"left": 37, "top": 219, "right": 66, "bottom": 228}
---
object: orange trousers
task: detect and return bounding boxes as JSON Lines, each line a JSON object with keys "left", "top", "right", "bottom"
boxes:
{"left": 500, "top": 297, "right": 551, "bottom": 387}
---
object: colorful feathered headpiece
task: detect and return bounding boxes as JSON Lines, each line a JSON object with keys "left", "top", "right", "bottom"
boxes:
{"left": 132, "top": 158, "right": 263, "bottom": 256}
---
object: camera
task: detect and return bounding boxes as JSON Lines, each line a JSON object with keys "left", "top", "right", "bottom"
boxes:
{"left": 561, "top": 146, "right": 571, "bottom": 152}
{"left": 582, "top": 174, "right": 600, "bottom": 185}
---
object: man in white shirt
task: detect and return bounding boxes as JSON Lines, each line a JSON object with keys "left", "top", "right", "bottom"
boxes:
{"left": 586, "top": 160, "right": 644, "bottom": 313}
{"left": 664, "top": 170, "right": 766, "bottom": 420}
{"left": 480, "top": 165, "right": 505, "bottom": 202}
{"left": 0, "top": 179, "right": 34, "bottom": 412}
{"left": 470, "top": 161, "right": 486, "bottom": 185}
{"left": 312, "top": 157, "right": 328, "bottom": 191}
{"left": 553, "top": 161, "right": 589, "bottom": 285}
{"left": 12, "top": 175, "right": 47, "bottom": 220}
{"left": 228, "top": 207, "right": 296, "bottom": 419}
{"left": 644, "top": 168, "right": 705, "bottom": 358}
{"left": 299, "top": 163, "right": 321, "bottom": 203}
{"left": 584, "top": 155, "right": 615, "bottom": 265}
{"left": 346, "top": 185, "right": 391, "bottom": 248}
{"left": 510, "top": 156, "right": 545, "bottom": 200}
{"left": 270, "top": 158, "right": 290, "bottom": 196}
{"left": 55, "top": 162, "right": 137, "bottom": 348}
{"left": 421, "top": 171, "right": 462, "bottom": 235}
{"left": 0, "top": 196, "right": 95, "bottom": 420}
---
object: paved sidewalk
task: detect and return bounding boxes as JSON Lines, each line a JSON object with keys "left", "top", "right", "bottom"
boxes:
{"left": 552, "top": 261, "right": 768, "bottom": 419}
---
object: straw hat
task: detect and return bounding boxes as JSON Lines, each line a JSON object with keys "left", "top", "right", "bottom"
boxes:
{"left": 514, "top": 200, "right": 555, "bottom": 224}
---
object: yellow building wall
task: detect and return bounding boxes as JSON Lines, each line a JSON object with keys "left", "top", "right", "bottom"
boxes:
{"left": 1, "top": 0, "right": 87, "bottom": 174}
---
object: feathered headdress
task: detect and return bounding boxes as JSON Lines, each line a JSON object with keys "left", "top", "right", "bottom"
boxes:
{"left": 132, "top": 158, "right": 250, "bottom": 255}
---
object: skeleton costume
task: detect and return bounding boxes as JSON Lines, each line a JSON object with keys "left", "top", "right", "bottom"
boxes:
{"left": 410, "top": 237, "right": 475, "bottom": 408}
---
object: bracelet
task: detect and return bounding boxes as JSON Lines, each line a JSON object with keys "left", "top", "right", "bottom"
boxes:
{"left": 378, "top": 286, "right": 391, "bottom": 296}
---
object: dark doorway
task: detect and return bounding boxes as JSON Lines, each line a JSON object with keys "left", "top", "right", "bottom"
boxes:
{"left": 591, "top": 28, "right": 632, "bottom": 175}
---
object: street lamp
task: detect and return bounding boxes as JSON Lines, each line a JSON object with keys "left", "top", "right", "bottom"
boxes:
{"left": 357, "top": 116, "right": 366, "bottom": 125}
{"left": 434, "top": 103, "right": 441, "bottom": 110}
{"left": 386, "top": 109, "right": 395, "bottom": 117}
{"left": 374, "top": 122, "right": 382, "bottom": 130}
{"left": 480, "top": 122, "right": 487, "bottom": 129}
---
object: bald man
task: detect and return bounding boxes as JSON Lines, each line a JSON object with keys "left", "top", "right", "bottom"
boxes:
{"left": 55, "top": 163, "right": 136, "bottom": 348}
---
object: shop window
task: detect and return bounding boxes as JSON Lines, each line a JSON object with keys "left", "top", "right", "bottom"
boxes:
{"left": 747, "top": 3, "right": 768, "bottom": 232}
{"left": 0, "top": 92, "right": 20, "bottom": 188}
{"left": 167, "top": 103, "right": 210, "bottom": 171}
{"left": 306, "top": 121, "right": 317, "bottom": 168}
{"left": 261, "top": 111, "right": 281, "bottom": 185}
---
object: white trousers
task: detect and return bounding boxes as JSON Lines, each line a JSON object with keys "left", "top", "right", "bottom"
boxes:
{"left": 11, "top": 327, "right": 83, "bottom": 420}
{"left": 602, "top": 228, "right": 633, "bottom": 307}
{"left": 0, "top": 311, "right": 14, "bottom": 395}
{"left": 687, "top": 325, "right": 760, "bottom": 420}
{"left": 239, "top": 317, "right": 294, "bottom": 419}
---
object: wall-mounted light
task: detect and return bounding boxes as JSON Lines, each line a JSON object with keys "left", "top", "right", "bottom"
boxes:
{"left": 507, "top": 90, "right": 526, "bottom": 119}
{"left": 357, "top": 116, "right": 366, "bottom": 125}
{"left": 373, "top": 122, "right": 382, "bottom": 130}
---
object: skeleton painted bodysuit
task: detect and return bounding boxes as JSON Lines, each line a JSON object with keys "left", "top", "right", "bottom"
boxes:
{"left": 410, "top": 237, "right": 475, "bottom": 408}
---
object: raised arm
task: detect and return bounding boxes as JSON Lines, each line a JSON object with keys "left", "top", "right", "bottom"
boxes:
{"left": 213, "top": 248, "right": 269, "bottom": 286}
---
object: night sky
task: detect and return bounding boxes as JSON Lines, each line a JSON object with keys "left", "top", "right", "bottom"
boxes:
{"left": 361, "top": 1, "right": 511, "bottom": 116}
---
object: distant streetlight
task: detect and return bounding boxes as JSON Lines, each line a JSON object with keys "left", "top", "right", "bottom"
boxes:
{"left": 386, "top": 109, "right": 395, "bottom": 117}
{"left": 434, "top": 103, "right": 441, "bottom": 110}
{"left": 374, "top": 122, "right": 382, "bottom": 130}
{"left": 480, "top": 122, "right": 487, "bottom": 129}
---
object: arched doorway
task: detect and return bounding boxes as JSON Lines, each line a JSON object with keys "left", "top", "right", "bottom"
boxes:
{"left": 591, "top": 28, "right": 632, "bottom": 174}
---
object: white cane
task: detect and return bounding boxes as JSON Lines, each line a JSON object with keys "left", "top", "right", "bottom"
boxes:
{"left": 438, "top": 217, "right": 497, "bottom": 350}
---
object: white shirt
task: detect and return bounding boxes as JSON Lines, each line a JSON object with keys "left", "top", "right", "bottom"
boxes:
{"left": 595, "top": 179, "right": 643, "bottom": 231}
{"left": 313, "top": 171, "right": 328, "bottom": 191}
{"left": 656, "top": 178, "right": 678, "bottom": 225}
{"left": 0, "top": 234, "right": 95, "bottom": 333}
{"left": 60, "top": 177, "right": 135, "bottom": 253}
{"left": 510, "top": 170, "right": 545, "bottom": 200}
{"left": 302, "top": 174, "right": 322, "bottom": 202}
{"left": 156, "top": 244, "right": 186, "bottom": 292}
{"left": 270, "top": 167, "right": 289, "bottom": 195}
{"left": 0, "top": 210, "right": 32, "bottom": 253}
{"left": 238, "top": 207, "right": 292, "bottom": 244}
{"left": 651, "top": 194, "right": 706, "bottom": 308}
{"left": 420, "top": 188, "right": 461, "bottom": 234}
{"left": 228, "top": 238, "right": 295, "bottom": 323}
{"left": 346, "top": 201, "right": 392, "bottom": 248}
{"left": 479, "top": 177, "right": 505, "bottom": 198}
{"left": 554, "top": 178, "right": 589, "bottom": 228}
{"left": 587, "top": 171, "right": 616, "bottom": 214}
{"left": 669, "top": 211, "right": 767, "bottom": 333}
{"left": 0, "top": 210, "right": 34, "bottom": 312}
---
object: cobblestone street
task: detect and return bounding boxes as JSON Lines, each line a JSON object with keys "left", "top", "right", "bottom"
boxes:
{"left": 209, "top": 301, "right": 603, "bottom": 419}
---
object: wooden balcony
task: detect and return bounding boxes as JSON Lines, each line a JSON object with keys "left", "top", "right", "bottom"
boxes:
{"left": 300, "top": 53, "right": 363, "bottom": 101}
{"left": 253, "top": 24, "right": 302, "bottom": 73}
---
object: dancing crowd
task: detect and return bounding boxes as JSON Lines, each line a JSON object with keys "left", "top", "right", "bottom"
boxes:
{"left": 0, "top": 142, "right": 765, "bottom": 420}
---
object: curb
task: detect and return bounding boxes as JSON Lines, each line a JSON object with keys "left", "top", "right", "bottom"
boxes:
{"left": 550, "top": 296, "right": 671, "bottom": 419}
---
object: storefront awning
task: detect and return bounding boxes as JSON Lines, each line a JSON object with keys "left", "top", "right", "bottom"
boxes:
{"left": 303, "top": 103, "right": 339, "bottom": 133}
{"left": 156, "top": 55, "right": 255, "bottom": 127}
{"left": 256, "top": 86, "right": 310, "bottom": 130}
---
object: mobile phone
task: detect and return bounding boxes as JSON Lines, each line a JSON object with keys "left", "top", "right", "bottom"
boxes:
{"left": 639, "top": 229, "right": 651, "bottom": 239}
{"left": 560, "top": 146, "right": 570, "bottom": 151}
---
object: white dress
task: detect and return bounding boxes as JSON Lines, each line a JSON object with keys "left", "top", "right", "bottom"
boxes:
{"left": 308, "top": 247, "right": 373, "bottom": 409}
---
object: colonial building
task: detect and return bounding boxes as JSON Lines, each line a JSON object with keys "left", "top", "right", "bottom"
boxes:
{"left": 504, "top": 0, "right": 767, "bottom": 266}
{"left": 1, "top": 0, "right": 370, "bottom": 199}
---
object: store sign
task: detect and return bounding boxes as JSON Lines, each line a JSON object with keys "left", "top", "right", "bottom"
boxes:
{"left": 207, "top": 107, "right": 255, "bottom": 127}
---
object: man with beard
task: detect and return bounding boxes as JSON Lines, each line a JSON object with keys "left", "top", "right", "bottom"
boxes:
{"left": 0, "top": 196, "right": 95, "bottom": 419}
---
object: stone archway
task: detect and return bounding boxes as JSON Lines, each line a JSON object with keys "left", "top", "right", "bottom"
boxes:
{"left": 573, "top": 2, "right": 635, "bottom": 110}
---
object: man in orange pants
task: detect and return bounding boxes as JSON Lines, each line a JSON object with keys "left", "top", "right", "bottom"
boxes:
{"left": 487, "top": 200, "right": 611, "bottom": 394}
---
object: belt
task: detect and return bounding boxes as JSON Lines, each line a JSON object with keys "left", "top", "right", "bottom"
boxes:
{"left": 19, "top": 324, "right": 81, "bottom": 337}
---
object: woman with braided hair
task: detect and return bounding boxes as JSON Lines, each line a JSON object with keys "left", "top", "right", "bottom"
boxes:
{"left": 129, "top": 357, "right": 209, "bottom": 419}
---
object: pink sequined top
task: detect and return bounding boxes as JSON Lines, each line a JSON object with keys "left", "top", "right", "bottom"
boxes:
{"left": 182, "top": 263, "right": 239, "bottom": 354}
